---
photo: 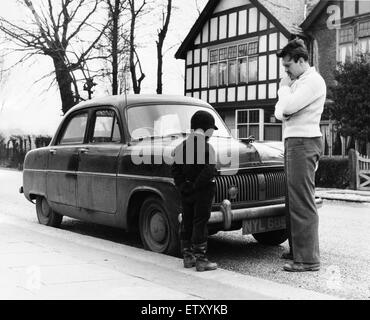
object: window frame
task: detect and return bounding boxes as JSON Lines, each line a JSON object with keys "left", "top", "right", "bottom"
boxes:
{"left": 56, "top": 110, "right": 89, "bottom": 146}
{"left": 87, "top": 106, "right": 123, "bottom": 144}
{"left": 208, "top": 39, "right": 259, "bottom": 88}
{"left": 337, "top": 26, "right": 355, "bottom": 63}
{"left": 235, "top": 108, "right": 264, "bottom": 141}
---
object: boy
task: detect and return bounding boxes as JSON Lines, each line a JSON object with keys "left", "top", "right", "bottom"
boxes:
{"left": 172, "top": 110, "right": 218, "bottom": 272}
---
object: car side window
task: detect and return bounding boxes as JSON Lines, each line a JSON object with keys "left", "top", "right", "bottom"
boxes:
{"left": 91, "top": 109, "right": 121, "bottom": 143}
{"left": 59, "top": 112, "right": 88, "bottom": 145}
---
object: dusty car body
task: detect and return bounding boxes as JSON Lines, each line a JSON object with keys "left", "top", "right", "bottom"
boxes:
{"left": 21, "top": 94, "right": 321, "bottom": 255}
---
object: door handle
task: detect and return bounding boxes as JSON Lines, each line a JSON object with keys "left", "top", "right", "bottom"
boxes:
{"left": 78, "top": 148, "right": 89, "bottom": 154}
{"left": 49, "top": 149, "right": 56, "bottom": 155}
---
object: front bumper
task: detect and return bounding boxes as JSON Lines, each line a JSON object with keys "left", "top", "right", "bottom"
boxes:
{"left": 178, "top": 197, "right": 323, "bottom": 231}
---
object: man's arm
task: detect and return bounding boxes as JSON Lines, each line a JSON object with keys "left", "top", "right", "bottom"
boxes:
{"left": 275, "top": 77, "right": 325, "bottom": 116}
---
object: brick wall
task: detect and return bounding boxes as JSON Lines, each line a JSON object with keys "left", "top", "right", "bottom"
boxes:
{"left": 306, "top": 2, "right": 338, "bottom": 91}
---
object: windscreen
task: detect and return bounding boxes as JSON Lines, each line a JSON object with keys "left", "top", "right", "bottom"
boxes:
{"left": 127, "top": 104, "right": 231, "bottom": 140}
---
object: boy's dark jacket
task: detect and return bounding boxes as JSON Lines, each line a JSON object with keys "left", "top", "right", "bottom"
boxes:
{"left": 171, "top": 132, "right": 217, "bottom": 195}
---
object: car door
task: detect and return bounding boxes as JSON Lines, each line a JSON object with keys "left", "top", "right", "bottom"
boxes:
{"left": 47, "top": 111, "right": 89, "bottom": 207}
{"left": 77, "top": 107, "right": 122, "bottom": 213}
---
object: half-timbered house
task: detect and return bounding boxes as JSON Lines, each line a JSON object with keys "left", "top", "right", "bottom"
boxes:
{"left": 175, "top": 0, "right": 317, "bottom": 142}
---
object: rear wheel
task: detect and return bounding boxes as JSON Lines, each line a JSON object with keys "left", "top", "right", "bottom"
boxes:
{"left": 36, "top": 196, "right": 63, "bottom": 227}
{"left": 252, "top": 229, "right": 288, "bottom": 245}
{"left": 139, "top": 196, "right": 179, "bottom": 255}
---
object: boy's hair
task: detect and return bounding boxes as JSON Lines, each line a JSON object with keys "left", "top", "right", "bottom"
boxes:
{"left": 277, "top": 38, "right": 309, "bottom": 62}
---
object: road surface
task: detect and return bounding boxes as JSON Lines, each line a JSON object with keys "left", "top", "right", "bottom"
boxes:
{"left": 1, "top": 168, "right": 369, "bottom": 299}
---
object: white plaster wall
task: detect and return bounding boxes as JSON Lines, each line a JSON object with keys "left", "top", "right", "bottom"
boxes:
{"left": 214, "top": 0, "right": 250, "bottom": 13}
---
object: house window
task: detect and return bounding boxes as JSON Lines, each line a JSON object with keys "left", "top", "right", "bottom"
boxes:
{"left": 238, "top": 58, "right": 248, "bottom": 83}
{"left": 359, "top": 38, "right": 370, "bottom": 54}
{"left": 248, "top": 42, "right": 258, "bottom": 55}
{"left": 228, "top": 60, "right": 237, "bottom": 84}
{"left": 210, "top": 49, "right": 218, "bottom": 62}
{"left": 219, "top": 62, "right": 227, "bottom": 86}
{"left": 219, "top": 48, "right": 228, "bottom": 60}
{"left": 248, "top": 57, "right": 258, "bottom": 81}
{"left": 338, "top": 28, "right": 354, "bottom": 63}
{"left": 359, "top": 21, "right": 370, "bottom": 54}
{"left": 228, "top": 46, "right": 237, "bottom": 59}
{"left": 209, "top": 63, "right": 218, "bottom": 87}
{"left": 208, "top": 41, "right": 258, "bottom": 88}
{"left": 236, "top": 109, "right": 264, "bottom": 141}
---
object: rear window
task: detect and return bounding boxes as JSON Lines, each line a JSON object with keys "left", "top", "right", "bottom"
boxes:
{"left": 59, "top": 112, "right": 88, "bottom": 145}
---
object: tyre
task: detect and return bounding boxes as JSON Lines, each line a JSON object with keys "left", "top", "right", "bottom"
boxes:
{"left": 252, "top": 229, "right": 288, "bottom": 245}
{"left": 36, "top": 196, "right": 63, "bottom": 227}
{"left": 139, "top": 196, "right": 179, "bottom": 255}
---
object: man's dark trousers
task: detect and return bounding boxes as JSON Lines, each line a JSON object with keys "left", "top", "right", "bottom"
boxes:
{"left": 180, "top": 182, "right": 216, "bottom": 245}
{"left": 284, "top": 137, "right": 322, "bottom": 264}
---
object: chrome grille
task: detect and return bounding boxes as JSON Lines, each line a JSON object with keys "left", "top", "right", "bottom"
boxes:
{"left": 265, "top": 171, "right": 286, "bottom": 199}
{"left": 215, "top": 170, "right": 286, "bottom": 204}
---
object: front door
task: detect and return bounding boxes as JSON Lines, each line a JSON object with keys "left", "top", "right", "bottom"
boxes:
{"left": 77, "top": 108, "right": 122, "bottom": 213}
{"left": 47, "top": 111, "right": 89, "bottom": 207}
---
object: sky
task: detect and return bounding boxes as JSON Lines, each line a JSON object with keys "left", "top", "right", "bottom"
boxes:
{"left": 0, "top": 0, "right": 208, "bottom": 137}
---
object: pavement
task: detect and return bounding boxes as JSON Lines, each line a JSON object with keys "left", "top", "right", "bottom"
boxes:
{"left": 0, "top": 214, "right": 341, "bottom": 300}
{"left": 316, "top": 188, "right": 370, "bottom": 203}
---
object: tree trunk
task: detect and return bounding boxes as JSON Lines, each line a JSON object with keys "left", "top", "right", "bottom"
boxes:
{"left": 156, "top": 41, "right": 163, "bottom": 94}
{"left": 111, "top": 0, "right": 120, "bottom": 95}
{"left": 156, "top": 0, "right": 172, "bottom": 95}
{"left": 129, "top": 0, "right": 139, "bottom": 94}
{"left": 52, "top": 57, "right": 76, "bottom": 114}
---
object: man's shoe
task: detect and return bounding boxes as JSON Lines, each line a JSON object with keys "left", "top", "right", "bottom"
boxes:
{"left": 281, "top": 252, "right": 293, "bottom": 260}
{"left": 283, "top": 262, "right": 320, "bottom": 272}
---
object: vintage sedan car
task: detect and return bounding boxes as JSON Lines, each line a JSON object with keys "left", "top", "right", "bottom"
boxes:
{"left": 21, "top": 94, "right": 321, "bottom": 255}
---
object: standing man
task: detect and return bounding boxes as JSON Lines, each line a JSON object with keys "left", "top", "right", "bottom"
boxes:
{"left": 172, "top": 111, "right": 218, "bottom": 272}
{"left": 275, "top": 39, "right": 326, "bottom": 272}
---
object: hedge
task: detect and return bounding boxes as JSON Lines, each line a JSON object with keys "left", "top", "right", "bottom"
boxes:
{"left": 315, "top": 156, "right": 350, "bottom": 189}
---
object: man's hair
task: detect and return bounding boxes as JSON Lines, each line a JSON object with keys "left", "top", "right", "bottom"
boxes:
{"left": 277, "top": 38, "right": 309, "bottom": 62}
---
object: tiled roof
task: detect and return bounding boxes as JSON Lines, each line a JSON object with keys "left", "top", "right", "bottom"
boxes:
{"left": 175, "top": 0, "right": 322, "bottom": 59}
{"left": 258, "top": 0, "right": 320, "bottom": 35}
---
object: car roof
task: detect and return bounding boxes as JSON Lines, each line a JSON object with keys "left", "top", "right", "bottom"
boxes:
{"left": 66, "top": 94, "right": 212, "bottom": 115}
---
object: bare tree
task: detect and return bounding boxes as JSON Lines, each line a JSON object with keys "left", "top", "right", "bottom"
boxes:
{"left": 127, "top": 0, "right": 147, "bottom": 94}
{"left": 156, "top": 0, "right": 172, "bottom": 94}
{"left": 0, "top": 0, "right": 108, "bottom": 114}
{"left": 103, "top": 0, "right": 130, "bottom": 95}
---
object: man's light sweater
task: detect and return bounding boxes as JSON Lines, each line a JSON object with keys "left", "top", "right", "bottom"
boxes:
{"left": 274, "top": 67, "right": 326, "bottom": 139}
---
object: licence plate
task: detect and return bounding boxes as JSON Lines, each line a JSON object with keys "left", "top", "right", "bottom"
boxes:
{"left": 242, "top": 216, "right": 286, "bottom": 234}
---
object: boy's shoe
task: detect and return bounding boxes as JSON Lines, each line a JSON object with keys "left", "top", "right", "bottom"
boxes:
{"left": 183, "top": 254, "right": 196, "bottom": 268}
{"left": 192, "top": 242, "right": 217, "bottom": 272}
{"left": 181, "top": 240, "right": 196, "bottom": 268}
{"left": 195, "top": 257, "right": 218, "bottom": 272}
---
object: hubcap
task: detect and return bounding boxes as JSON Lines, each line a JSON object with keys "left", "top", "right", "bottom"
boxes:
{"left": 41, "top": 199, "right": 50, "bottom": 218}
{"left": 149, "top": 211, "right": 167, "bottom": 243}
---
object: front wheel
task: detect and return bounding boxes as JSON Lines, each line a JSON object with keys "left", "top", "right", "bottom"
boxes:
{"left": 252, "top": 229, "right": 288, "bottom": 245}
{"left": 36, "top": 196, "right": 63, "bottom": 227}
{"left": 139, "top": 196, "right": 179, "bottom": 255}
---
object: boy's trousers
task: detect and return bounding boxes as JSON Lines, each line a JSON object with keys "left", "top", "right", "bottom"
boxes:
{"left": 180, "top": 182, "right": 216, "bottom": 245}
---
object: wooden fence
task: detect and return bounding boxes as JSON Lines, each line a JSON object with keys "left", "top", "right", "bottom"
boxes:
{"left": 349, "top": 150, "right": 370, "bottom": 191}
